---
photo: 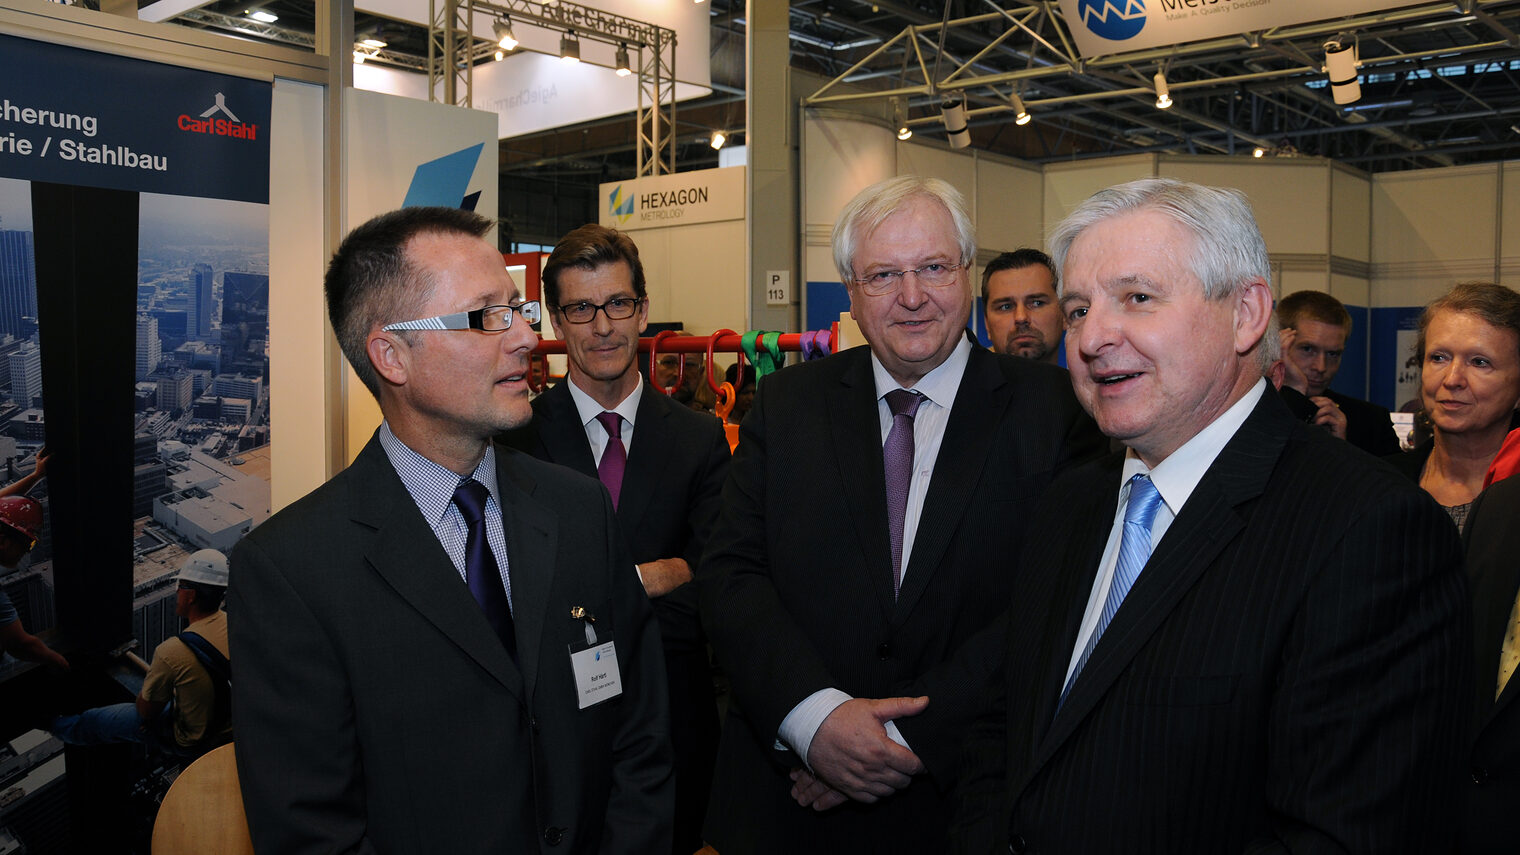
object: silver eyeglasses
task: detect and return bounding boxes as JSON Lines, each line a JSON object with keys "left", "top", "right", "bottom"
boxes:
{"left": 850, "top": 261, "right": 966, "bottom": 296}
{"left": 382, "top": 301, "right": 541, "bottom": 333}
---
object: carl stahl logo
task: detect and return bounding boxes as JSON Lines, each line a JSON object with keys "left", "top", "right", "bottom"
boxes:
{"left": 177, "top": 92, "right": 259, "bottom": 140}
{"left": 608, "top": 185, "right": 635, "bottom": 224}
{"left": 1077, "top": 0, "right": 1147, "bottom": 41}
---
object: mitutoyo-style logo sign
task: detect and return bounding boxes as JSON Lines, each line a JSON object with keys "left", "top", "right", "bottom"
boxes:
{"left": 1078, "top": 0, "right": 1147, "bottom": 40}
{"left": 608, "top": 185, "right": 634, "bottom": 224}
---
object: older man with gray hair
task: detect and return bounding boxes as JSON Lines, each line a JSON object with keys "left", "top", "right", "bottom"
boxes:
{"left": 951, "top": 178, "right": 1470, "bottom": 853}
{"left": 700, "top": 175, "right": 1102, "bottom": 853}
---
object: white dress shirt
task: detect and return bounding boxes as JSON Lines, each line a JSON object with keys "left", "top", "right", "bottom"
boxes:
{"left": 778, "top": 337, "right": 974, "bottom": 766}
{"left": 565, "top": 376, "right": 643, "bottom": 463}
{"left": 1061, "top": 380, "right": 1266, "bottom": 688}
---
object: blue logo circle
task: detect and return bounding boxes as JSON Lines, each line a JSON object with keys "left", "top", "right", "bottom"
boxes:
{"left": 1077, "top": 0, "right": 1147, "bottom": 41}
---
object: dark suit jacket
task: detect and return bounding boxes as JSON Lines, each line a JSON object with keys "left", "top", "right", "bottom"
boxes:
{"left": 1326, "top": 388, "right": 1401, "bottom": 457}
{"left": 700, "top": 345, "right": 1105, "bottom": 854}
{"left": 501, "top": 381, "right": 729, "bottom": 854}
{"left": 1460, "top": 475, "right": 1520, "bottom": 854}
{"left": 229, "top": 434, "right": 673, "bottom": 855}
{"left": 952, "top": 389, "right": 1471, "bottom": 854}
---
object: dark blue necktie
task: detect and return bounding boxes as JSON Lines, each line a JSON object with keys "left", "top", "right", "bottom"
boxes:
{"left": 452, "top": 478, "right": 517, "bottom": 660}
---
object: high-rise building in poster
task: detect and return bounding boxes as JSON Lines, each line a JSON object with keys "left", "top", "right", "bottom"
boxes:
{"left": 191, "top": 262, "right": 214, "bottom": 339}
{"left": 0, "top": 229, "right": 38, "bottom": 340}
{"left": 136, "top": 314, "right": 161, "bottom": 381}
{"left": 7, "top": 343, "right": 41, "bottom": 409}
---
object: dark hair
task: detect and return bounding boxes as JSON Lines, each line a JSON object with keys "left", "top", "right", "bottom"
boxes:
{"left": 325, "top": 207, "right": 493, "bottom": 399}
{"left": 1277, "top": 290, "right": 1352, "bottom": 333}
{"left": 1416, "top": 280, "right": 1520, "bottom": 364}
{"left": 542, "top": 224, "right": 647, "bottom": 310}
{"left": 980, "top": 248, "right": 1055, "bottom": 305}
{"left": 183, "top": 580, "right": 227, "bottom": 612}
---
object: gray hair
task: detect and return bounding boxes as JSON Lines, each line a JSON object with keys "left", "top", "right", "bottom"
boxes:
{"left": 1048, "top": 177, "right": 1270, "bottom": 303}
{"left": 832, "top": 176, "right": 976, "bottom": 285}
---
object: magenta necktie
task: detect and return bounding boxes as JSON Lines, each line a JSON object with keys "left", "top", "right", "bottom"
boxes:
{"left": 596, "top": 411, "right": 626, "bottom": 509}
{"left": 883, "top": 389, "right": 924, "bottom": 597}
{"left": 451, "top": 478, "right": 517, "bottom": 660}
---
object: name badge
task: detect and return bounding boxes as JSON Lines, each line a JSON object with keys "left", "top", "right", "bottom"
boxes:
{"left": 569, "top": 640, "right": 623, "bottom": 709}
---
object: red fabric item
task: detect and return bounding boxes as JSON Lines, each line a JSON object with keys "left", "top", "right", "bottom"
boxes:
{"left": 1484, "top": 426, "right": 1520, "bottom": 488}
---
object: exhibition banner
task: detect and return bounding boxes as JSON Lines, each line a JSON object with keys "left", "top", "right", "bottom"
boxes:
{"left": 0, "top": 32, "right": 270, "bottom": 203}
{"left": 1059, "top": 0, "right": 1420, "bottom": 57}
{"left": 599, "top": 165, "right": 745, "bottom": 231}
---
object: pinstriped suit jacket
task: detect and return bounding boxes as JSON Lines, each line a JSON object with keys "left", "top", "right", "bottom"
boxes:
{"left": 952, "top": 389, "right": 1472, "bottom": 854}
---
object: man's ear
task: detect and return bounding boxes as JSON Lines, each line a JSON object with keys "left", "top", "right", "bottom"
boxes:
{"left": 1234, "top": 279, "right": 1273, "bottom": 356}
{"left": 367, "top": 331, "right": 410, "bottom": 387}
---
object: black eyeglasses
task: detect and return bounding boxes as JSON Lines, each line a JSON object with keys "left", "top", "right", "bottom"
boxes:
{"left": 383, "top": 301, "right": 541, "bottom": 333}
{"left": 555, "top": 297, "right": 645, "bottom": 325}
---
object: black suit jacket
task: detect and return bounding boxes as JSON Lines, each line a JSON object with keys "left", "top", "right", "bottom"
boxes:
{"left": 952, "top": 389, "right": 1471, "bottom": 854}
{"left": 1326, "top": 388, "right": 1401, "bottom": 457}
{"left": 700, "top": 345, "right": 1105, "bottom": 854}
{"left": 1460, "top": 475, "right": 1520, "bottom": 854}
{"left": 229, "top": 434, "right": 673, "bottom": 855}
{"left": 502, "top": 381, "right": 729, "bottom": 854}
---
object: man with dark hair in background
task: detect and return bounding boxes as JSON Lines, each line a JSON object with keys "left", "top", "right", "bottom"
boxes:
{"left": 981, "top": 248, "right": 1063, "bottom": 365}
{"left": 1277, "top": 289, "right": 1401, "bottom": 456}
{"left": 230, "top": 207, "right": 672, "bottom": 854}
{"left": 502, "top": 222, "right": 728, "bottom": 854}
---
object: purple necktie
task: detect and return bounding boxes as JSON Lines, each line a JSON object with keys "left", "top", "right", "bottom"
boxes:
{"left": 596, "top": 411, "right": 626, "bottom": 508}
{"left": 451, "top": 478, "right": 517, "bottom": 660}
{"left": 884, "top": 389, "right": 924, "bottom": 597}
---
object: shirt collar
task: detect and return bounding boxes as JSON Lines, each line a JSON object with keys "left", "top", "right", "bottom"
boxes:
{"left": 1121, "top": 379, "right": 1266, "bottom": 516}
{"left": 566, "top": 376, "right": 643, "bottom": 430}
{"left": 869, "top": 335, "right": 973, "bottom": 406}
{"left": 378, "top": 420, "right": 501, "bottom": 522}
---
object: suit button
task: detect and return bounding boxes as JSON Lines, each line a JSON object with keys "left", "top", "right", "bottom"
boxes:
{"left": 530, "top": 717, "right": 541, "bottom": 734}
{"left": 1009, "top": 835, "right": 1027, "bottom": 853}
{"left": 543, "top": 826, "right": 564, "bottom": 846}
{"left": 876, "top": 643, "right": 891, "bottom": 660}
{"left": 1473, "top": 767, "right": 1489, "bottom": 785}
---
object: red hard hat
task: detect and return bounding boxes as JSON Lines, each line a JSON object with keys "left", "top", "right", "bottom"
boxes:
{"left": 0, "top": 496, "right": 43, "bottom": 543}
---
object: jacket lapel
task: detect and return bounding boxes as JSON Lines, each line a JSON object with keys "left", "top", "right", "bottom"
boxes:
{"left": 349, "top": 438, "right": 524, "bottom": 700}
{"left": 827, "top": 348, "right": 898, "bottom": 617}
{"left": 1033, "top": 392, "right": 1288, "bottom": 770}
{"left": 495, "top": 444, "right": 559, "bottom": 700}
{"left": 616, "top": 384, "right": 670, "bottom": 534}
{"left": 892, "top": 347, "right": 1005, "bottom": 622}
{"left": 530, "top": 384, "right": 599, "bottom": 478}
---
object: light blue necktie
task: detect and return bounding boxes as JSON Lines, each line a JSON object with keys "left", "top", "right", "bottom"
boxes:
{"left": 1059, "top": 473, "right": 1163, "bottom": 708}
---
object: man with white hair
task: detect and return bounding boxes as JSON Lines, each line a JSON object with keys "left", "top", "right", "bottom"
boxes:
{"left": 951, "top": 178, "right": 1470, "bottom": 852}
{"left": 701, "top": 175, "right": 1102, "bottom": 853}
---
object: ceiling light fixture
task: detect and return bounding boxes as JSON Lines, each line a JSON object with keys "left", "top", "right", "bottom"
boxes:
{"left": 1324, "top": 34, "right": 1361, "bottom": 105}
{"left": 247, "top": 9, "right": 277, "bottom": 23}
{"left": 360, "top": 37, "right": 386, "bottom": 48}
{"left": 893, "top": 98, "right": 912, "bottom": 140}
{"left": 940, "top": 93, "right": 970, "bottom": 150}
{"left": 352, "top": 49, "right": 366, "bottom": 64}
{"left": 1253, "top": 146, "right": 1266, "bottom": 157}
{"left": 1153, "top": 70, "right": 1172, "bottom": 110}
{"left": 1011, "top": 91, "right": 1031, "bottom": 126}
{"left": 615, "top": 43, "right": 632, "bottom": 77}
{"left": 493, "top": 17, "right": 518, "bottom": 51}
{"left": 710, "top": 130, "right": 727, "bottom": 149}
{"left": 560, "top": 30, "right": 581, "bottom": 63}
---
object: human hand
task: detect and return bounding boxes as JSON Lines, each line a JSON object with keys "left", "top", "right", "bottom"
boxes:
{"left": 806, "top": 696, "right": 928, "bottom": 801}
{"left": 637, "top": 557, "right": 691, "bottom": 598}
{"left": 33, "top": 447, "right": 49, "bottom": 478}
{"left": 1309, "top": 395, "right": 1347, "bottom": 439}
{"left": 1278, "top": 329, "right": 1310, "bottom": 395}
{"left": 789, "top": 767, "right": 849, "bottom": 811}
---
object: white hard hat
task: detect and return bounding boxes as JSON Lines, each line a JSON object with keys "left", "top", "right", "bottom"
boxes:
{"left": 177, "top": 549, "right": 229, "bottom": 587}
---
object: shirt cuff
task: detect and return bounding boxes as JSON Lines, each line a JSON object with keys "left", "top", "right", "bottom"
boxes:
{"left": 633, "top": 564, "right": 643, "bottom": 585}
{"left": 777, "top": 688, "right": 851, "bottom": 769}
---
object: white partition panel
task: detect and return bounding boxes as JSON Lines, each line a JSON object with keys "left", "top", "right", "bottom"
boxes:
{"left": 1373, "top": 165, "right": 1499, "bottom": 271}
{"left": 269, "top": 78, "right": 329, "bottom": 512}
{"left": 976, "top": 158, "right": 1045, "bottom": 253}
{"left": 896, "top": 142, "right": 978, "bottom": 208}
{"left": 1042, "top": 155, "right": 1158, "bottom": 230}
{"left": 1331, "top": 167, "right": 1371, "bottom": 265}
{"left": 1162, "top": 159, "right": 1330, "bottom": 256}
{"left": 626, "top": 220, "right": 748, "bottom": 338}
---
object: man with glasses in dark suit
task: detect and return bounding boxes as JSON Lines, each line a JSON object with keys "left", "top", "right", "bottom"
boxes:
{"left": 503, "top": 223, "right": 729, "bottom": 855}
{"left": 230, "top": 207, "right": 673, "bottom": 855}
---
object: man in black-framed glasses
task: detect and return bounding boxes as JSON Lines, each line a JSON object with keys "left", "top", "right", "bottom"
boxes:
{"left": 502, "top": 222, "right": 729, "bottom": 855}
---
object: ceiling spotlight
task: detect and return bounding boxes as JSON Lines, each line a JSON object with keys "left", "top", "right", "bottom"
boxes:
{"left": 893, "top": 98, "right": 912, "bottom": 140}
{"left": 897, "top": 124, "right": 913, "bottom": 141}
{"left": 940, "top": 93, "right": 970, "bottom": 150}
{"left": 1012, "top": 91, "right": 1031, "bottom": 126}
{"left": 494, "top": 49, "right": 505, "bottom": 61}
{"left": 352, "top": 49, "right": 366, "bottom": 64}
{"left": 710, "top": 130, "right": 727, "bottom": 150}
{"left": 493, "top": 17, "right": 518, "bottom": 51}
{"left": 560, "top": 30, "right": 581, "bottom": 63}
{"left": 1324, "top": 34, "right": 1361, "bottom": 105}
{"left": 1153, "top": 71, "right": 1172, "bottom": 110}
{"left": 246, "top": 8, "right": 277, "bottom": 23}
{"left": 360, "top": 37, "right": 387, "bottom": 48}
{"left": 1252, "top": 146, "right": 1266, "bottom": 158}
{"left": 615, "top": 43, "right": 632, "bottom": 77}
